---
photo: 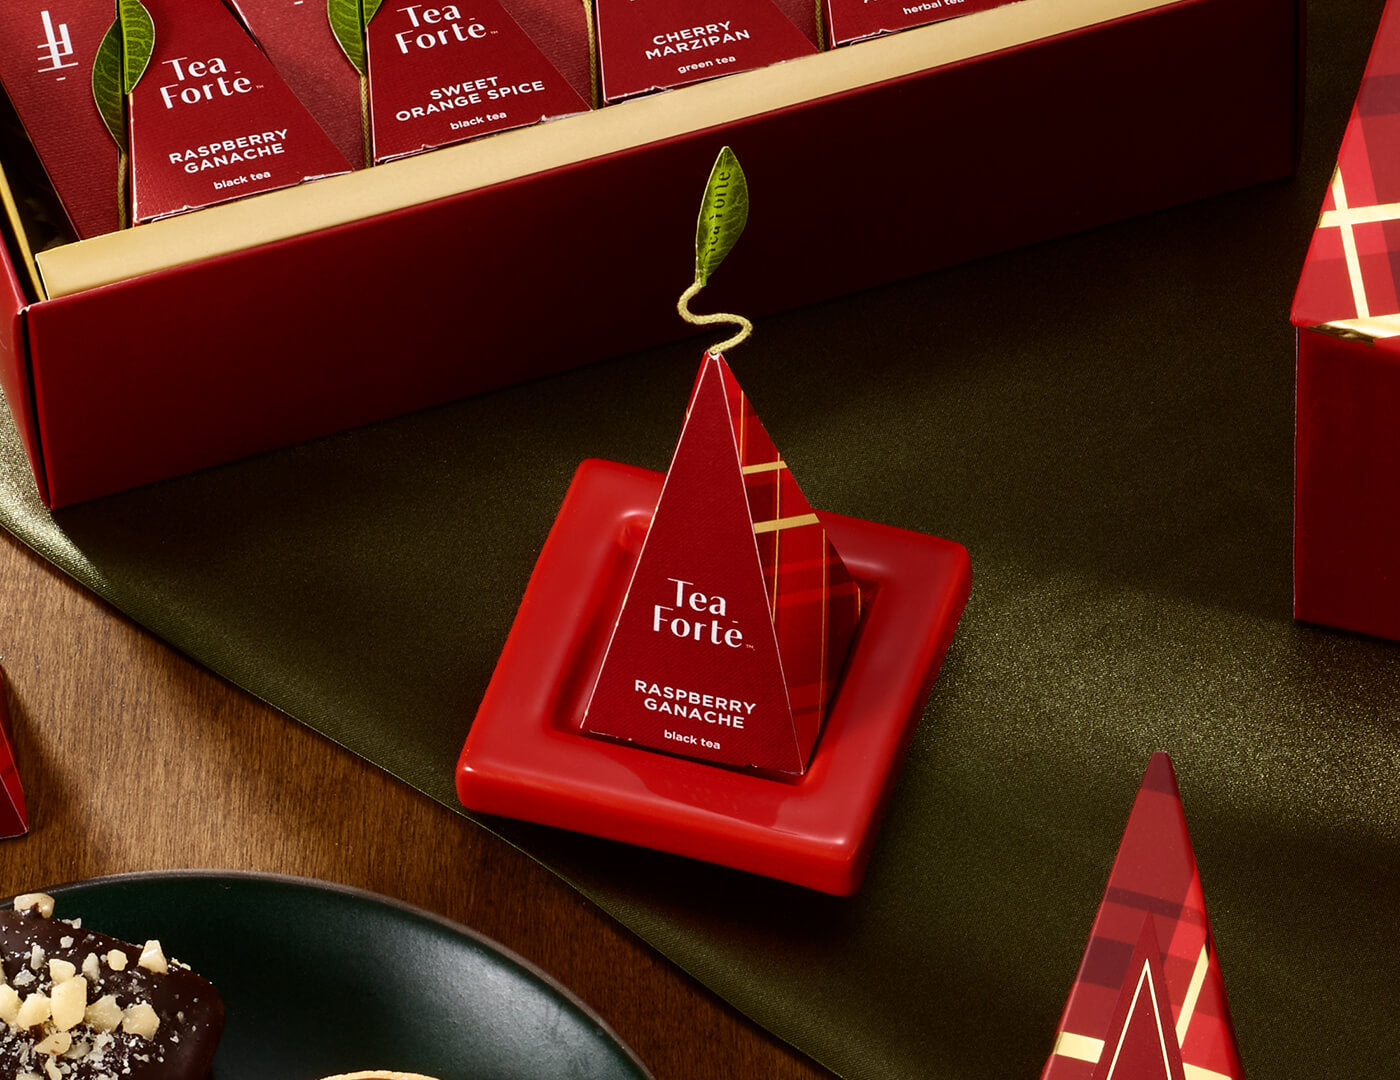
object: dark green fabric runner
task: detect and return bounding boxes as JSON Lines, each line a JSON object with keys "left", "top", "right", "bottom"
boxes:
{"left": 2, "top": 1, "right": 1398, "bottom": 1076}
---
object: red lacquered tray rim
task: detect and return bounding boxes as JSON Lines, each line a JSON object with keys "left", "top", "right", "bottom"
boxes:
{"left": 456, "top": 458, "right": 970, "bottom": 895}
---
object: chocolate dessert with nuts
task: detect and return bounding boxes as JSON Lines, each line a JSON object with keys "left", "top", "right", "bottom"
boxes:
{"left": 0, "top": 893, "right": 223, "bottom": 1080}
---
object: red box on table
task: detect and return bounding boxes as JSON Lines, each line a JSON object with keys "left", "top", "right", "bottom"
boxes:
{"left": 1293, "top": 0, "right": 1400, "bottom": 641}
{"left": 0, "top": 0, "right": 1302, "bottom": 508}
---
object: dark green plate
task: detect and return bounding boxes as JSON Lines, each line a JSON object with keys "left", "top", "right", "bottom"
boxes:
{"left": 30, "top": 871, "right": 651, "bottom": 1080}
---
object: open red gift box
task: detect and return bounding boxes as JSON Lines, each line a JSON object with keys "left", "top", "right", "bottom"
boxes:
{"left": 1292, "top": 0, "right": 1400, "bottom": 642}
{"left": 0, "top": 0, "right": 1301, "bottom": 508}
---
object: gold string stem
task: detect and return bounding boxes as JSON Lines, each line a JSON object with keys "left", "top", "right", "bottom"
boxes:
{"left": 677, "top": 279, "right": 753, "bottom": 355}
{"left": 360, "top": 73, "right": 373, "bottom": 168}
{"left": 583, "top": 0, "right": 601, "bottom": 109}
{"left": 117, "top": 149, "right": 129, "bottom": 230}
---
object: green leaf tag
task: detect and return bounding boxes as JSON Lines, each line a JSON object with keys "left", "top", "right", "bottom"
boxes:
{"left": 693, "top": 146, "right": 748, "bottom": 287}
{"left": 90, "top": 1, "right": 155, "bottom": 149}
{"left": 119, "top": 0, "right": 155, "bottom": 92}
{"left": 328, "top": 0, "right": 366, "bottom": 74}
{"left": 92, "top": 23, "right": 125, "bottom": 147}
{"left": 329, "top": 0, "right": 386, "bottom": 75}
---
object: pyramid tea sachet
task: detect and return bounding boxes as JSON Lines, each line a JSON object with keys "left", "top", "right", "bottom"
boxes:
{"left": 593, "top": 0, "right": 817, "bottom": 104}
{"left": 328, "top": 1, "right": 588, "bottom": 164}
{"left": 580, "top": 351, "right": 863, "bottom": 776}
{"left": 0, "top": 2, "right": 124, "bottom": 237}
{"left": 123, "top": 0, "right": 352, "bottom": 223}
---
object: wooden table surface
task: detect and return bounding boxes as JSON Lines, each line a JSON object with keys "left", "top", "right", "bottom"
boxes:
{"left": 0, "top": 527, "right": 834, "bottom": 1080}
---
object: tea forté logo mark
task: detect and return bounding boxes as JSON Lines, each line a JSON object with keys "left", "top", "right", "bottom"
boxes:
{"left": 157, "top": 56, "right": 255, "bottom": 109}
{"left": 36, "top": 10, "right": 78, "bottom": 75}
{"left": 652, "top": 578, "right": 745, "bottom": 648}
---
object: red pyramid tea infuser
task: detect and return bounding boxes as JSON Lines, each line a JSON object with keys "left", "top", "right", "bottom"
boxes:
{"left": 579, "top": 149, "right": 862, "bottom": 776}
{"left": 457, "top": 147, "right": 970, "bottom": 892}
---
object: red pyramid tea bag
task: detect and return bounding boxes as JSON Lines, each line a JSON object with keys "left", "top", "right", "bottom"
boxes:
{"left": 1043, "top": 755, "right": 1244, "bottom": 1080}
{"left": 594, "top": 0, "right": 818, "bottom": 104}
{"left": 581, "top": 351, "right": 862, "bottom": 777}
{"left": 0, "top": 2, "right": 122, "bottom": 237}
{"left": 364, "top": 1, "right": 588, "bottom": 163}
{"left": 126, "top": 0, "right": 351, "bottom": 224}
{"left": 823, "top": 0, "right": 1019, "bottom": 48}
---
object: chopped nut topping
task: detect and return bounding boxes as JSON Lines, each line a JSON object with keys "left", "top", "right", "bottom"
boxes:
{"left": 50, "top": 974, "right": 87, "bottom": 1030}
{"left": 0, "top": 983, "right": 20, "bottom": 1025}
{"left": 34, "top": 1030, "right": 71, "bottom": 1056}
{"left": 83, "top": 993, "right": 122, "bottom": 1033}
{"left": 137, "top": 939, "right": 168, "bottom": 974}
{"left": 12, "top": 894, "right": 55, "bottom": 918}
{"left": 15, "top": 991, "right": 51, "bottom": 1029}
{"left": 121, "top": 1000, "right": 159, "bottom": 1040}
{"left": 1, "top": 891, "right": 223, "bottom": 1074}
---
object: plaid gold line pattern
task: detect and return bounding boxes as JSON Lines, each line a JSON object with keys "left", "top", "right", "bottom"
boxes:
{"left": 1174, "top": 945, "right": 1210, "bottom": 1046}
{"left": 1330, "top": 170, "right": 1371, "bottom": 320}
{"left": 1182, "top": 1065, "right": 1234, "bottom": 1080}
{"left": 1053, "top": 1032, "right": 1105, "bottom": 1064}
{"left": 1100, "top": 961, "right": 1176, "bottom": 1079}
{"left": 1296, "top": 19, "right": 1400, "bottom": 338}
{"left": 1319, "top": 199, "right": 1400, "bottom": 226}
{"left": 752, "top": 513, "right": 821, "bottom": 534}
{"left": 1041, "top": 757, "right": 1243, "bottom": 1080}
{"left": 714, "top": 354, "right": 862, "bottom": 751}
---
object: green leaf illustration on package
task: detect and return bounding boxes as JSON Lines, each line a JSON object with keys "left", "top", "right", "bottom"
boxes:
{"left": 91, "top": 0, "right": 155, "bottom": 226}
{"left": 679, "top": 147, "right": 753, "bottom": 354}
{"left": 328, "top": 0, "right": 384, "bottom": 165}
